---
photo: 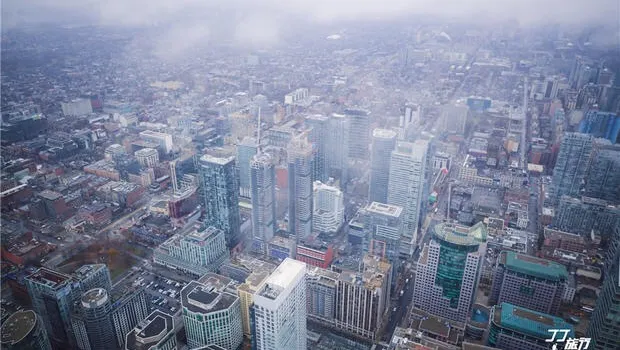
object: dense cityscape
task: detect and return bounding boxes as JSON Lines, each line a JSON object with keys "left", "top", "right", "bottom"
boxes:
{"left": 1, "top": 2, "right": 619, "bottom": 350}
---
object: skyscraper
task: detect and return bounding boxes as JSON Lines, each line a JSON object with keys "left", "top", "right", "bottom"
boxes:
{"left": 72, "top": 288, "right": 116, "bottom": 350}
{"left": 487, "top": 303, "right": 574, "bottom": 350}
{"left": 153, "top": 224, "right": 229, "bottom": 276}
{"left": 198, "top": 154, "right": 241, "bottom": 249}
{"left": 413, "top": 222, "right": 487, "bottom": 324}
{"left": 387, "top": 140, "right": 428, "bottom": 253}
{"left": 345, "top": 108, "right": 371, "bottom": 160}
{"left": 125, "top": 310, "right": 177, "bottom": 350}
{"left": 1, "top": 310, "right": 52, "bottom": 350}
{"left": 551, "top": 133, "right": 594, "bottom": 204}
{"left": 237, "top": 137, "right": 258, "bottom": 199}
{"left": 111, "top": 288, "right": 150, "bottom": 349}
{"left": 181, "top": 275, "right": 243, "bottom": 350}
{"left": 553, "top": 196, "right": 620, "bottom": 236}
{"left": 326, "top": 113, "right": 349, "bottom": 186}
{"left": 250, "top": 152, "right": 277, "bottom": 252}
{"left": 334, "top": 255, "right": 391, "bottom": 340}
{"left": 73, "top": 264, "right": 112, "bottom": 293}
{"left": 579, "top": 110, "right": 620, "bottom": 144}
{"left": 312, "top": 181, "right": 344, "bottom": 234}
{"left": 252, "top": 258, "right": 307, "bottom": 350}
{"left": 584, "top": 139, "right": 620, "bottom": 202}
{"left": 369, "top": 128, "right": 397, "bottom": 204}
{"left": 441, "top": 104, "right": 469, "bottom": 135}
{"left": 587, "top": 223, "right": 620, "bottom": 350}
{"left": 489, "top": 251, "right": 569, "bottom": 315}
{"left": 287, "top": 136, "right": 313, "bottom": 240}
{"left": 305, "top": 114, "right": 330, "bottom": 183}
{"left": 25, "top": 268, "right": 78, "bottom": 347}
{"left": 349, "top": 202, "right": 403, "bottom": 285}
{"left": 306, "top": 266, "right": 339, "bottom": 323}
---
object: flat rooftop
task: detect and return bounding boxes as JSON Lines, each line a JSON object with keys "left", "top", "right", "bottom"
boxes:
{"left": 372, "top": 128, "right": 397, "bottom": 139}
{"left": 257, "top": 258, "right": 305, "bottom": 300}
{"left": 367, "top": 202, "right": 403, "bottom": 218}
{"left": 182, "top": 281, "right": 237, "bottom": 314}
{"left": 494, "top": 303, "right": 574, "bottom": 340}
{"left": 26, "top": 268, "right": 72, "bottom": 289}
{"left": 126, "top": 310, "right": 174, "bottom": 350}
{"left": 1, "top": 310, "right": 37, "bottom": 345}
{"left": 199, "top": 153, "right": 235, "bottom": 166}
{"left": 501, "top": 251, "right": 568, "bottom": 281}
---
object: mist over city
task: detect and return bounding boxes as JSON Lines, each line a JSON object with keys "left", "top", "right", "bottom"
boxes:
{"left": 1, "top": 1, "right": 619, "bottom": 350}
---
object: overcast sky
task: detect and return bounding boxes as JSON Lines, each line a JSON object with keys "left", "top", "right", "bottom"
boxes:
{"left": 3, "top": 0, "right": 619, "bottom": 29}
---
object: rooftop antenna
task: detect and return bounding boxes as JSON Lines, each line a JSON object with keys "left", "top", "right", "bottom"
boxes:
{"left": 257, "top": 106, "right": 262, "bottom": 155}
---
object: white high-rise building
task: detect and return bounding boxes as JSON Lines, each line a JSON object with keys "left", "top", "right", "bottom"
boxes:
{"left": 139, "top": 130, "right": 173, "bottom": 153}
{"left": 237, "top": 137, "right": 258, "bottom": 198}
{"left": 253, "top": 258, "right": 306, "bottom": 350}
{"left": 387, "top": 140, "right": 428, "bottom": 255}
{"left": 313, "top": 181, "right": 344, "bottom": 234}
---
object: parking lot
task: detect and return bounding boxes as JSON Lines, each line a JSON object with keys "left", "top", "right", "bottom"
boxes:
{"left": 125, "top": 266, "right": 185, "bottom": 315}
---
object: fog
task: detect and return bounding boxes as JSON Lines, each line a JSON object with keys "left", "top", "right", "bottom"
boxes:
{"left": 3, "top": 0, "right": 618, "bottom": 29}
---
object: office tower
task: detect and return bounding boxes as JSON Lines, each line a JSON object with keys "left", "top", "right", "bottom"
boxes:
{"left": 345, "top": 108, "right": 371, "bottom": 160}
{"left": 125, "top": 310, "right": 176, "bottom": 350}
{"left": 401, "top": 104, "right": 421, "bottom": 130}
{"left": 250, "top": 152, "right": 276, "bottom": 251}
{"left": 111, "top": 288, "right": 150, "bottom": 349}
{"left": 550, "top": 133, "right": 594, "bottom": 204}
{"left": 553, "top": 196, "right": 620, "bottom": 236}
{"left": 587, "top": 223, "right": 620, "bottom": 349}
{"left": 0, "top": 310, "right": 52, "bottom": 350}
{"left": 584, "top": 139, "right": 620, "bottom": 202}
{"left": 413, "top": 222, "right": 487, "bottom": 324}
{"left": 237, "top": 137, "right": 258, "bottom": 198}
{"left": 198, "top": 154, "right": 241, "bottom": 249}
{"left": 306, "top": 114, "right": 330, "bottom": 183}
{"left": 387, "top": 140, "right": 428, "bottom": 252}
{"left": 181, "top": 276, "right": 243, "bottom": 350}
{"left": 25, "top": 268, "right": 78, "bottom": 346}
{"left": 252, "top": 258, "right": 307, "bottom": 350}
{"left": 153, "top": 224, "right": 228, "bottom": 276}
{"left": 441, "top": 104, "right": 469, "bottom": 134}
{"left": 287, "top": 136, "right": 313, "bottom": 240}
{"left": 306, "top": 266, "right": 339, "bottom": 322}
{"left": 334, "top": 255, "right": 391, "bottom": 340}
{"left": 225, "top": 256, "right": 277, "bottom": 337}
{"left": 349, "top": 202, "right": 403, "bottom": 285}
{"left": 327, "top": 113, "right": 350, "bottom": 186}
{"left": 134, "top": 148, "right": 159, "bottom": 168}
{"left": 489, "top": 251, "right": 569, "bottom": 315}
{"left": 72, "top": 288, "right": 116, "bottom": 350}
{"left": 139, "top": 131, "right": 173, "bottom": 153}
{"left": 73, "top": 264, "right": 112, "bottom": 293}
{"left": 487, "top": 303, "right": 574, "bottom": 350}
{"left": 369, "top": 129, "right": 397, "bottom": 203}
{"left": 312, "top": 181, "right": 344, "bottom": 234}
{"left": 579, "top": 110, "right": 620, "bottom": 144}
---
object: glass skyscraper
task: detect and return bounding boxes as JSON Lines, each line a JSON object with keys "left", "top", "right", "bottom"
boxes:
{"left": 198, "top": 154, "right": 241, "bottom": 249}
{"left": 369, "top": 128, "right": 397, "bottom": 204}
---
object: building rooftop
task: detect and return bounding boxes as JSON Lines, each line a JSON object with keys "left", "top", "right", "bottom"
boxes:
{"left": 257, "top": 258, "right": 305, "bottom": 300}
{"left": 501, "top": 251, "right": 568, "bottom": 281}
{"left": 125, "top": 310, "right": 174, "bottom": 350}
{"left": 38, "top": 189, "right": 62, "bottom": 201}
{"left": 493, "top": 303, "right": 574, "bottom": 340}
{"left": 73, "top": 264, "right": 107, "bottom": 281}
{"left": 367, "top": 202, "right": 403, "bottom": 218}
{"left": 200, "top": 153, "right": 235, "bottom": 166}
{"left": 307, "top": 266, "right": 339, "bottom": 288}
{"left": 373, "top": 128, "right": 398, "bottom": 139}
{"left": 0, "top": 310, "right": 37, "bottom": 345}
{"left": 433, "top": 222, "right": 487, "bottom": 247}
{"left": 81, "top": 288, "right": 109, "bottom": 308}
{"left": 181, "top": 280, "right": 238, "bottom": 314}
{"left": 26, "top": 268, "right": 72, "bottom": 290}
